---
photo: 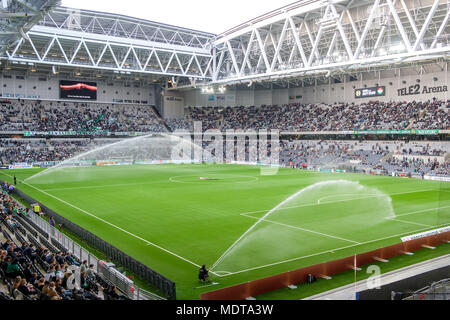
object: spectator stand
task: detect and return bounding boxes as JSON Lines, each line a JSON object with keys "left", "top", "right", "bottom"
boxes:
{"left": 1, "top": 184, "right": 169, "bottom": 300}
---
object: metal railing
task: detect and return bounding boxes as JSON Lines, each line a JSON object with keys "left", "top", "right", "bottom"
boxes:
{"left": 402, "top": 278, "right": 450, "bottom": 300}
{"left": 25, "top": 210, "right": 166, "bottom": 300}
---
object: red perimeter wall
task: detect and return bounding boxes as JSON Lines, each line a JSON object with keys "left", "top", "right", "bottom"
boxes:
{"left": 200, "top": 231, "right": 450, "bottom": 300}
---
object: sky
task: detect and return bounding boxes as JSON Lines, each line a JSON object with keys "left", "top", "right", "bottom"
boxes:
{"left": 60, "top": 0, "right": 297, "bottom": 34}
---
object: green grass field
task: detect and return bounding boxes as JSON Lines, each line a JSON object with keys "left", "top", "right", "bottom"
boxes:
{"left": 1, "top": 164, "right": 449, "bottom": 299}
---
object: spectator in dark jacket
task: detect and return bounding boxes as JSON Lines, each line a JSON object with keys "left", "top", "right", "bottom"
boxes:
{"left": 6, "top": 259, "right": 22, "bottom": 278}
{"left": 64, "top": 252, "right": 80, "bottom": 266}
{"left": 23, "top": 243, "right": 37, "bottom": 262}
{"left": 29, "top": 272, "right": 39, "bottom": 286}
{"left": 55, "top": 252, "right": 64, "bottom": 265}
{"left": 18, "top": 278, "right": 35, "bottom": 297}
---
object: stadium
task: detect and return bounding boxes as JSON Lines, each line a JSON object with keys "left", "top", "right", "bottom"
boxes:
{"left": 0, "top": 0, "right": 448, "bottom": 304}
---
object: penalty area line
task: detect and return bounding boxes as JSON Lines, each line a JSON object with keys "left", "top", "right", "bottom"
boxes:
{"left": 391, "top": 205, "right": 450, "bottom": 218}
{"left": 0, "top": 171, "right": 206, "bottom": 272}
{"left": 214, "top": 221, "right": 450, "bottom": 278}
{"left": 387, "top": 218, "right": 432, "bottom": 227}
{"left": 241, "top": 213, "right": 361, "bottom": 244}
{"left": 194, "top": 282, "right": 220, "bottom": 289}
{"left": 238, "top": 188, "right": 441, "bottom": 216}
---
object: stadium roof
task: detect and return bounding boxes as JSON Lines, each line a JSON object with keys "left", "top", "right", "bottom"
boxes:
{"left": 1, "top": 0, "right": 449, "bottom": 89}
{"left": 0, "top": 0, "right": 60, "bottom": 54}
{"left": 60, "top": 0, "right": 299, "bottom": 35}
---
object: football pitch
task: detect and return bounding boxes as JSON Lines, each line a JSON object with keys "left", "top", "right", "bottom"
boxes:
{"left": 1, "top": 164, "right": 449, "bottom": 299}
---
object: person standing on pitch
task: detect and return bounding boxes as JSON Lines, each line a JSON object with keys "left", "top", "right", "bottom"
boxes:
{"left": 198, "top": 265, "right": 210, "bottom": 283}
{"left": 14, "top": 175, "right": 17, "bottom": 185}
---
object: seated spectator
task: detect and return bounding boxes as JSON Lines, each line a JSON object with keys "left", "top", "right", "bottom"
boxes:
{"left": 85, "top": 264, "right": 96, "bottom": 279}
{"left": 29, "top": 272, "right": 39, "bottom": 286}
{"left": 36, "top": 278, "right": 45, "bottom": 291}
{"left": 64, "top": 252, "right": 80, "bottom": 266}
{"left": 46, "top": 282, "right": 62, "bottom": 300}
{"left": 45, "top": 265, "right": 56, "bottom": 282}
{"left": 55, "top": 265, "right": 65, "bottom": 280}
{"left": 6, "top": 259, "right": 22, "bottom": 279}
{"left": 55, "top": 278, "right": 72, "bottom": 299}
{"left": 12, "top": 276, "right": 21, "bottom": 291}
{"left": 1, "top": 256, "right": 10, "bottom": 274}
{"left": 105, "top": 285, "right": 126, "bottom": 300}
{"left": 0, "top": 249, "right": 7, "bottom": 265}
{"left": 55, "top": 251, "right": 65, "bottom": 265}
{"left": 61, "top": 272, "right": 71, "bottom": 290}
{"left": 18, "top": 278, "right": 37, "bottom": 297}
{"left": 45, "top": 253, "right": 56, "bottom": 265}
{"left": 41, "top": 281, "right": 51, "bottom": 297}
{"left": 6, "top": 215, "right": 17, "bottom": 229}
{"left": 22, "top": 262, "right": 33, "bottom": 281}
{"left": 41, "top": 249, "right": 50, "bottom": 262}
{"left": 35, "top": 246, "right": 45, "bottom": 259}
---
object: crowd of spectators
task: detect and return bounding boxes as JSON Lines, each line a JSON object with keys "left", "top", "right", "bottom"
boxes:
{"left": 0, "top": 98, "right": 447, "bottom": 176}
{"left": 280, "top": 140, "right": 386, "bottom": 168}
{"left": 0, "top": 99, "right": 447, "bottom": 133}
{"left": 0, "top": 189, "right": 129, "bottom": 300}
{"left": 165, "top": 118, "right": 191, "bottom": 131}
{"left": 0, "top": 139, "right": 93, "bottom": 163}
{"left": 0, "top": 138, "right": 448, "bottom": 176}
{"left": 397, "top": 145, "right": 446, "bottom": 156}
{"left": 0, "top": 100, "right": 168, "bottom": 133}
{"left": 280, "top": 140, "right": 449, "bottom": 176}
{"left": 382, "top": 157, "right": 448, "bottom": 176}
{"left": 169, "top": 100, "right": 448, "bottom": 132}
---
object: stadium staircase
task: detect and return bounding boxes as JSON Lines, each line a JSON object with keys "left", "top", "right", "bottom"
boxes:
{"left": 0, "top": 219, "right": 47, "bottom": 300}
{"left": 381, "top": 152, "right": 394, "bottom": 162}
{"left": 149, "top": 106, "right": 172, "bottom": 133}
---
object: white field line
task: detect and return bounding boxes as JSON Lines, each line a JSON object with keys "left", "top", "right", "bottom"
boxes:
{"left": 169, "top": 174, "right": 259, "bottom": 184}
{"left": 388, "top": 218, "right": 432, "bottom": 227}
{"left": 241, "top": 204, "right": 445, "bottom": 246}
{"left": 195, "top": 282, "right": 220, "bottom": 289}
{"left": 0, "top": 171, "right": 209, "bottom": 273}
{"left": 214, "top": 271, "right": 233, "bottom": 276}
{"left": 241, "top": 213, "right": 361, "bottom": 244}
{"left": 214, "top": 222, "right": 450, "bottom": 277}
{"left": 42, "top": 174, "right": 260, "bottom": 191}
{"left": 317, "top": 194, "right": 379, "bottom": 204}
{"left": 239, "top": 188, "right": 440, "bottom": 216}
{"left": 42, "top": 180, "right": 168, "bottom": 192}
{"left": 392, "top": 205, "right": 450, "bottom": 218}
{"left": 4, "top": 170, "right": 446, "bottom": 278}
